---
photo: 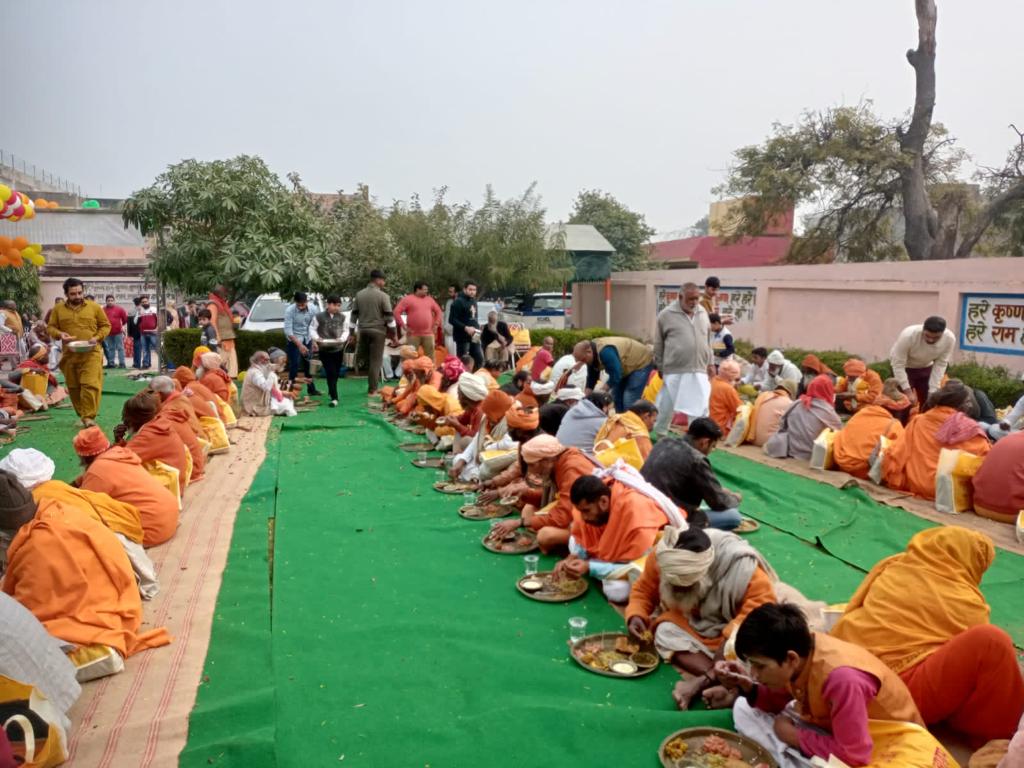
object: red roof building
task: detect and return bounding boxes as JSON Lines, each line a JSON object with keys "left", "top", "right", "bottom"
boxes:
{"left": 647, "top": 235, "right": 792, "bottom": 268}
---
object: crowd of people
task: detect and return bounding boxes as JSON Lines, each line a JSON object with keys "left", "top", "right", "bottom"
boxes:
{"left": 1, "top": 269, "right": 1023, "bottom": 766}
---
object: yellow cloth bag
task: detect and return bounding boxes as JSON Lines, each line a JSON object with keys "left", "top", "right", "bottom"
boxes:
{"left": 595, "top": 437, "right": 644, "bottom": 470}
{"left": 199, "top": 415, "right": 230, "bottom": 454}
{"left": 951, "top": 451, "right": 985, "bottom": 514}
{"left": 641, "top": 371, "right": 662, "bottom": 404}
{"left": 20, "top": 371, "right": 48, "bottom": 397}
{"left": 0, "top": 675, "right": 70, "bottom": 767}
{"left": 809, "top": 428, "right": 838, "bottom": 471}
{"left": 142, "top": 459, "right": 182, "bottom": 510}
{"left": 724, "top": 402, "right": 753, "bottom": 447}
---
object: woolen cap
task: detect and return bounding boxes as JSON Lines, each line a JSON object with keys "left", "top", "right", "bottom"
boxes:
{"left": 0, "top": 469, "right": 37, "bottom": 531}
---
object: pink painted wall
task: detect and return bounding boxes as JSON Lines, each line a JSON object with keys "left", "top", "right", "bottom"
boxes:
{"left": 573, "top": 258, "right": 1024, "bottom": 374}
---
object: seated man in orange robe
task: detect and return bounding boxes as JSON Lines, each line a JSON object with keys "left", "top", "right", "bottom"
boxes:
{"left": 882, "top": 380, "right": 990, "bottom": 499}
{"left": 627, "top": 524, "right": 777, "bottom": 710}
{"left": 835, "top": 358, "right": 884, "bottom": 414}
{"left": 490, "top": 434, "right": 597, "bottom": 552}
{"left": 555, "top": 471, "right": 687, "bottom": 601}
{"left": 74, "top": 427, "right": 179, "bottom": 547}
{"left": 708, "top": 359, "right": 743, "bottom": 434}
{"left": 117, "top": 391, "right": 199, "bottom": 489}
{"left": 833, "top": 528, "right": 1024, "bottom": 748}
{"left": 0, "top": 447, "right": 159, "bottom": 600}
{"left": 745, "top": 380, "right": 796, "bottom": 447}
{"left": 832, "top": 404, "right": 905, "bottom": 479}
{"left": 593, "top": 400, "right": 657, "bottom": 461}
{"left": 172, "top": 366, "right": 222, "bottom": 420}
{"left": 198, "top": 351, "right": 232, "bottom": 402}
{"left": 0, "top": 472, "right": 170, "bottom": 680}
{"left": 149, "top": 375, "right": 204, "bottom": 437}
{"left": 394, "top": 356, "right": 439, "bottom": 417}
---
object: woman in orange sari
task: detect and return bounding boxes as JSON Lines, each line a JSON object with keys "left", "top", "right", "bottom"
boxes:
{"left": 882, "top": 381, "right": 990, "bottom": 499}
{"left": 832, "top": 528, "right": 1023, "bottom": 746}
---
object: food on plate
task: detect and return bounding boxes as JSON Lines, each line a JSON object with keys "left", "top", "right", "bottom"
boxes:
{"left": 663, "top": 736, "right": 689, "bottom": 760}
{"left": 613, "top": 636, "right": 639, "bottom": 654}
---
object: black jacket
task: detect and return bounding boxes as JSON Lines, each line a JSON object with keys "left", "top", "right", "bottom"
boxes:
{"left": 449, "top": 293, "right": 479, "bottom": 344}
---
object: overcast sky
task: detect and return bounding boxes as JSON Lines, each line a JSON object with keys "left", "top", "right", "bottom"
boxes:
{"left": 4, "top": 1, "right": 1021, "bottom": 233}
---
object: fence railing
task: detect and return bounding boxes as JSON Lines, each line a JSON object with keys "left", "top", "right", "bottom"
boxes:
{"left": 0, "top": 149, "right": 82, "bottom": 196}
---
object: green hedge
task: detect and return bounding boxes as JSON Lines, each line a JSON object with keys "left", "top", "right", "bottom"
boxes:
{"left": 734, "top": 338, "right": 1024, "bottom": 408}
{"left": 163, "top": 328, "right": 288, "bottom": 372}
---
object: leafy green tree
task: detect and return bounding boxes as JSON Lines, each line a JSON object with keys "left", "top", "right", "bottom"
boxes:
{"left": 122, "top": 156, "right": 332, "bottom": 297}
{"left": 0, "top": 265, "right": 41, "bottom": 316}
{"left": 568, "top": 189, "right": 655, "bottom": 271}
{"left": 320, "top": 184, "right": 405, "bottom": 296}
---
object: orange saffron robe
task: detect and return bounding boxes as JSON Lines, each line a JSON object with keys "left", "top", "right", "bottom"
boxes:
{"left": 832, "top": 405, "right": 904, "bottom": 479}
{"left": 570, "top": 481, "right": 669, "bottom": 563}
{"left": 836, "top": 369, "right": 884, "bottom": 412}
{"left": 708, "top": 378, "right": 742, "bottom": 434}
{"left": 626, "top": 558, "right": 776, "bottom": 651}
{"left": 529, "top": 448, "right": 597, "bottom": 531}
{"left": 80, "top": 446, "right": 179, "bottom": 547}
{"left": 161, "top": 407, "right": 206, "bottom": 483}
{"left": 593, "top": 413, "right": 653, "bottom": 461}
{"left": 2, "top": 499, "right": 171, "bottom": 657}
{"left": 126, "top": 415, "right": 191, "bottom": 491}
{"left": 199, "top": 369, "right": 231, "bottom": 402}
{"left": 32, "top": 480, "right": 144, "bottom": 544}
{"left": 882, "top": 406, "right": 991, "bottom": 499}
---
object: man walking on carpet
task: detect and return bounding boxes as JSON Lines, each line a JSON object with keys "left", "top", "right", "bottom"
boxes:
{"left": 352, "top": 269, "right": 398, "bottom": 396}
{"left": 309, "top": 295, "right": 350, "bottom": 407}
{"left": 47, "top": 278, "right": 110, "bottom": 427}
{"left": 652, "top": 282, "right": 715, "bottom": 436}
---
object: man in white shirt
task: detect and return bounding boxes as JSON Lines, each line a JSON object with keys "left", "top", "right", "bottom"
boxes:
{"left": 548, "top": 342, "right": 592, "bottom": 393}
{"left": 308, "top": 295, "right": 351, "bottom": 408}
{"left": 742, "top": 347, "right": 769, "bottom": 390}
{"left": 761, "top": 349, "right": 801, "bottom": 393}
{"left": 889, "top": 316, "right": 956, "bottom": 406}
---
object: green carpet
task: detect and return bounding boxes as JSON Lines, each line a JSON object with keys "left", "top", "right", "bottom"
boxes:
{"left": 171, "top": 379, "right": 1023, "bottom": 766}
{"left": 710, "top": 452, "right": 1024, "bottom": 643}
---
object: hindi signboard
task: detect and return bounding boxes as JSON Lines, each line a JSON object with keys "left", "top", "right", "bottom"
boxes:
{"left": 655, "top": 285, "right": 757, "bottom": 321}
{"left": 960, "top": 293, "right": 1024, "bottom": 357}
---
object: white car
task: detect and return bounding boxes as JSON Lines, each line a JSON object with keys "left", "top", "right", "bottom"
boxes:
{"left": 500, "top": 292, "right": 571, "bottom": 330}
{"left": 242, "top": 293, "right": 343, "bottom": 333}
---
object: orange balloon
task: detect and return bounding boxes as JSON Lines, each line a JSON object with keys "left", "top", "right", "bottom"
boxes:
{"left": 9, "top": 252, "right": 23, "bottom": 268}
{"left": 0, "top": 236, "right": 9, "bottom": 249}
{"left": 47, "top": 201, "right": 59, "bottom": 209}
{"left": 67, "top": 243, "right": 85, "bottom": 254}
{"left": 34, "top": 198, "right": 48, "bottom": 206}
{"left": 12, "top": 236, "right": 28, "bottom": 250}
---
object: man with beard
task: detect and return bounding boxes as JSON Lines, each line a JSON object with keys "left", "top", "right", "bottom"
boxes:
{"left": 47, "top": 278, "right": 110, "bottom": 427}
{"left": 625, "top": 525, "right": 776, "bottom": 710}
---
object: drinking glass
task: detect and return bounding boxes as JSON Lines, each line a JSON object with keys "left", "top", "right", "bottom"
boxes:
{"left": 417, "top": 451, "right": 428, "bottom": 464}
{"left": 463, "top": 491, "right": 476, "bottom": 506}
{"left": 568, "top": 616, "right": 588, "bottom": 643}
{"left": 523, "top": 553, "right": 539, "bottom": 576}
{"left": 435, "top": 470, "right": 447, "bottom": 484}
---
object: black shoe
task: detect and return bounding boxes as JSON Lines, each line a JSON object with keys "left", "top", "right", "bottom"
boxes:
{"left": 308, "top": 389, "right": 321, "bottom": 397}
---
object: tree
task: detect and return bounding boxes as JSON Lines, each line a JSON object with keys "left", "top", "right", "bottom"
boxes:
{"left": 122, "top": 156, "right": 333, "bottom": 298}
{"left": 717, "top": 1, "right": 1024, "bottom": 262}
{"left": 386, "top": 185, "right": 570, "bottom": 296}
{"left": 688, "top": 215, "right": 710, "bottom": 237}
{"left": 0, "top": 265, "right": 41, "bottom": 316}
{"left": 321, "top": 184, "right": 405, "bottom": 296}
{"left": 568, "top": 189, "right": 656, "bottom": 271}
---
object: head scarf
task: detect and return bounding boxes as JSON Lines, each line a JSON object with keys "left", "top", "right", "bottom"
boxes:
{"left": 200, "top": 352, "right": 223, "bottom": 372}
{"left": 800, "top": 374, "right": 835, "bottom": 409}
{"left": 506, "top": 404, "right": 540, "bottom": 430}
{"left": 442, "top": 355, "right": 465, "bottom": 383}
{"left": 774, "top": 379, "right": 797, "bottom": 399}
{"left": 458, "top": 373, "right": 488, "bottom": 402}
{"left": 520, "top": 434, "right": 567, "bottom": 463}
{"left": 399, "top": 345, "right": 418, "bottom": 360}
{"left": 516, "top": 385, "right": 540, "bottom": 409}
{"left": 173, "top": 366, "right": 196, "bottom": 387}
{"left": 843, "top": 359, "right": 868, "bottom": 378}
{"left": 832, "top": 528, "right": 994, "bottom": 673}
{"left": 0, "top": 448, "right": 55, "bottom": 490}
{"left": 555, "top": 387, "right": 584, "bottom": 402}
{"left": 28, "top": 343, "right": 47, "bottom": 362}
{"left": 481, "top": 390, "right": 514, "bottom": 424}
{"left": 801, "top": 354, "right": 835, "bottom": 376}
{"left": 192, "top": 345, "right": 212, "bottom": 368}
{"left": 408, "top": 355, "right": 435, "bottom": 373}
{"left": 73, "top": 426, "right": 111, "bottom": 457}
{"left": 935, "top": 411, "right": 986, "bottom": 446}
{"left": 530, "top": 380, "right": 555, "bottom": 397}
{"left": 766, "top": 350, "right": 787, "bottom": 366}
{"left": 0, "top": 470, "right": 36, "bottom": 531}
{"left": 655, "top": 526, "right": 715, "bottom": 587}
{"left": 718, "top": 359, "right": 742, "bottom": 382}
{"left": 415, "top": 384, "right": 448, "bottom": 413}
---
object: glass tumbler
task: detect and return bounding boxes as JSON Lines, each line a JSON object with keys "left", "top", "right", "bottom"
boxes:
{"left": 523, "top": 553, "right": 539, "bottom": 576}
{"left": 568, "top": 616, "right": 588, "bottom": 643}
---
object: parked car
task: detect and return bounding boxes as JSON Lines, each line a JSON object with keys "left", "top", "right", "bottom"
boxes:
{"left": 241, "top": 293, "right": 335, "bottom": 333}
{"left": 501, "top": 292, "right": 570, "bottom": 330}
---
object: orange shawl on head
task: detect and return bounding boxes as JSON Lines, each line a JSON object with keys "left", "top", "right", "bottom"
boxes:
{"left": 127, "top": 415, "right": 190, "bottom": 491}
{"left": 570, "top": 481, "right": 668, "bottom": 563}
{"left": 160, "top": 391, "right": 203, "bottom": 436}
{"left": 2, "top": 499, "right": 171, "bottom": 656}
{"left": 882, "top": 406, "right": 991, "bottom": 499}
{"left": 200, "top": 369, "right": 231, "bottom": 401}
{"left": 801, "top": 354, "right": 835, "bottom": 376}
{"left": 81, "top": 446, "right": 179, "bottom": 547}
{"left": 32, "top": 479, "right": 144, "bottom": 545}
{"left": 832, "top": 527, "right": 994, "bottom": 674}
{"left": 832, "top": 405, "right": 904, "bottom": 479}
{"left": 181, "top": 380, "right": 222, "bottom": 420}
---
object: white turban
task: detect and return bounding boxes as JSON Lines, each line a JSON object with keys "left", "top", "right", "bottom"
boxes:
{"left": 655, "top": 526, "right": 715, "bottom": 587}
{"left": 766, "top": 350, "right": 786, "bottom": 366}
{"left": 529, "top": 380, "right": 555, "bottom": 396}
{"left": 0, "top": 448, "right": 56, "bottom": 490}
{"left": 458, "top": 373, "right": 488, "bottom": 402}
{"left": 555, "top": 387, "right": 584, "bottom": 402}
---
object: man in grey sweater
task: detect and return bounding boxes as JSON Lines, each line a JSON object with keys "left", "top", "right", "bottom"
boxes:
{"left": 652, "top": 282, "right": 715, "bottom": 436}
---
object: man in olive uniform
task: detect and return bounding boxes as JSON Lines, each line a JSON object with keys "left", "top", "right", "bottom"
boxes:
{"left": 47, "top": 277, "right": 110, "bottom": 426}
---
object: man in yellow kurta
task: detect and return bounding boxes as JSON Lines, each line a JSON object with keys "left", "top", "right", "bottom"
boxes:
{"left": 47, "top": 278, "right": 110, "bottom": 426}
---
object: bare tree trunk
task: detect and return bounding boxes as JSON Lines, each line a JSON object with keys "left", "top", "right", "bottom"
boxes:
{"left": 898, "top": 0, "right": 940, "bottom": 260}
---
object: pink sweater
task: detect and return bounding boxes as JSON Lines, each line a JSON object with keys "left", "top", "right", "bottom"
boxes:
{"left": 394, "top": 294, "right": 443, "bottom": 336}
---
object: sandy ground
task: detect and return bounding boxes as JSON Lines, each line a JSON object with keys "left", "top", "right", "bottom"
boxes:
{"left": 64, "top": 416, "right": 271, "bottom": 768}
